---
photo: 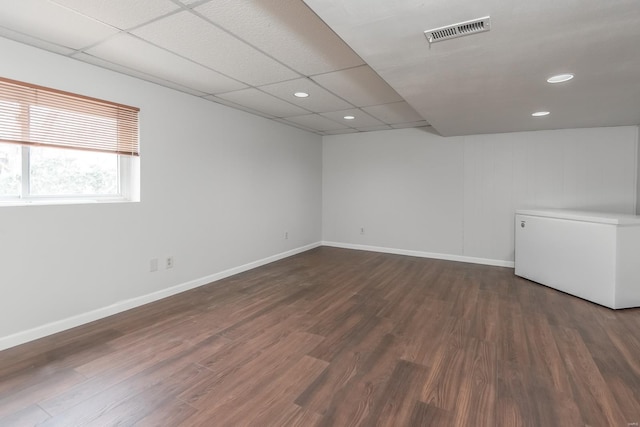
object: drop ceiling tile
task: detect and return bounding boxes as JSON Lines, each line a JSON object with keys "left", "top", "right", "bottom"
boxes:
{"left": 356, "top": 125, "right": 393, "bottom": 132}
{"left": 273, "top": 118, "right": 319, "bottom": 133}
{"left": 50, "top": 0, "right": 178, "bottom": 30}
{"left": 176, "top": 0, "right": 203, "bottom": 5}
{"left": 362, "top": 101, "right": 424, "bottom": 125}
{"left": 216, "top": 88, "right": 310, "bottom": 118}
{"left": 74, "top": 52, "right": 209, "bottom": 96}
{"left": 194, "top": 0, "right": 364, "bottom": 76}
{"left": 323, "top": 129, "right": 359, "bottom": 135}
{"left": 132, "top": 11, "right": 299, "bottom": 86}
{"left": 283, "top": 114, "right": 349, "bottom": 132}
{"left": 391, "top": 121, "right": 431, "bottom": 129}
{"left": 259, "top": 78, "right": 353, "bottom": 113}
{"left": 321, "top": 108, "right": 384, "bottom": 128}
{"left": 311, "top": 65, "right": 403, "bottom": 107}
{"left": 86, "top": 34, "right": 246, "bottom": 94}
{"left": 206, "top": 96, "right": 278, "bottom": 119}
{"left": 0, "top": 0, "right": 119, "bottom": 50}
{"left": 0, "top": 26, "right": 75, "bottom": 55}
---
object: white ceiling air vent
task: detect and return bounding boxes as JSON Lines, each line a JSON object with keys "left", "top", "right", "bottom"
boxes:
{"left": 424, "top": 16, "right": 491, "bottom": 44}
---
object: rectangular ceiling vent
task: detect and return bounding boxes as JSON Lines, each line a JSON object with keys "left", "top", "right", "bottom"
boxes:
{"left": 424, "top": 16, "right": 491, "bottom": 44}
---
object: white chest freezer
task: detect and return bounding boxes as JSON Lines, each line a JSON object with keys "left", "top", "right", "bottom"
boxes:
{"left": 515, "top": 209, "right": 640, "bottom": 309}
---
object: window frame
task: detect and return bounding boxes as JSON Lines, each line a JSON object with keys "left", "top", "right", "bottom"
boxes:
{"left": 0, "top": 145, "right": 135, "bottom": 205}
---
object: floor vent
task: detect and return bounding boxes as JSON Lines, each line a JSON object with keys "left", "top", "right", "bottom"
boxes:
{"left": 424, "top": 16, "right": 491, "bottom": 44}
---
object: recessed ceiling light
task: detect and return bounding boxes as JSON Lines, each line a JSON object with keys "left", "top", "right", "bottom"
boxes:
{"left": 532, "top": 111, "right": 550, "bottom": 117}
{"left": 294, "top": 92, "right": 309, "bottom": 98}
{"left": 343, "top": 115, "right": 355, "bottom": 120}
{"left": 546, "top": 73, "right": 574, "bottom": 83}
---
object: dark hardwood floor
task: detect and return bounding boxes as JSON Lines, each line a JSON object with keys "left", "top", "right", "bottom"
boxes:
{"left": 1, "top": 246, "right": 640, "bottom": 426}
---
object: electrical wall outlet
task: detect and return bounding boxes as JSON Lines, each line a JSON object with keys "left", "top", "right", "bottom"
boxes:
{"left": 360, "top": 227, "right": 365, "bottom": 235}
{"left": 285, "top": 231, "right": 289, "bottom": 240}
{"left": 150, "top": 258, "right": 158, "bottom": 272}
{"left": 166, "top": 256, "right": 174, "bottom": 269}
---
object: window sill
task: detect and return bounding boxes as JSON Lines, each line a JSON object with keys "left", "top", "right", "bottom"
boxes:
{"left": 0, "top": 197, "right": 137, "bottom": 207}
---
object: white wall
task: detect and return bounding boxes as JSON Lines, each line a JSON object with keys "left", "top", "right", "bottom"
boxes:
{"left": 323, "top": 126, "right": 638, "bottom": 265}
{"left": 637, "top": 126, "right": 640, "bottom": 215}
{"left": 0, "top": 38, "right": 322, "bottom": 348}
{"left": 322, "top": 128, "right": 466, "bottom": 256}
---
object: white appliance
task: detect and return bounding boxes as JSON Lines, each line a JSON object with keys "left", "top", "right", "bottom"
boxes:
{"left": 514, "top": 209, "right": 640, "bottom": 309}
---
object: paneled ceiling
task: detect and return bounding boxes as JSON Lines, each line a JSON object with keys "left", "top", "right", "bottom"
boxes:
{"left": 0, "top": 0, "right": 638, "bottom": 137}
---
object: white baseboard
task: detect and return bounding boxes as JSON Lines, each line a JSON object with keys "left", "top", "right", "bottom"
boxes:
{"left": 321, "top": 241, "right": 515, "bottom": 268}
{"left": 0, "top": 242, "right": 322, "bottom": 352}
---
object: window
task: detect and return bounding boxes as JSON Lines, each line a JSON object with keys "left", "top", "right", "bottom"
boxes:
{"left": 0, "top": 77, "right": 139, "bottom": 204}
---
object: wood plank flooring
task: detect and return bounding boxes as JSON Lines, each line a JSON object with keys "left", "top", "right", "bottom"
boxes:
{"left": 1, "top": 247, "right": 640, "bottom": 426}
